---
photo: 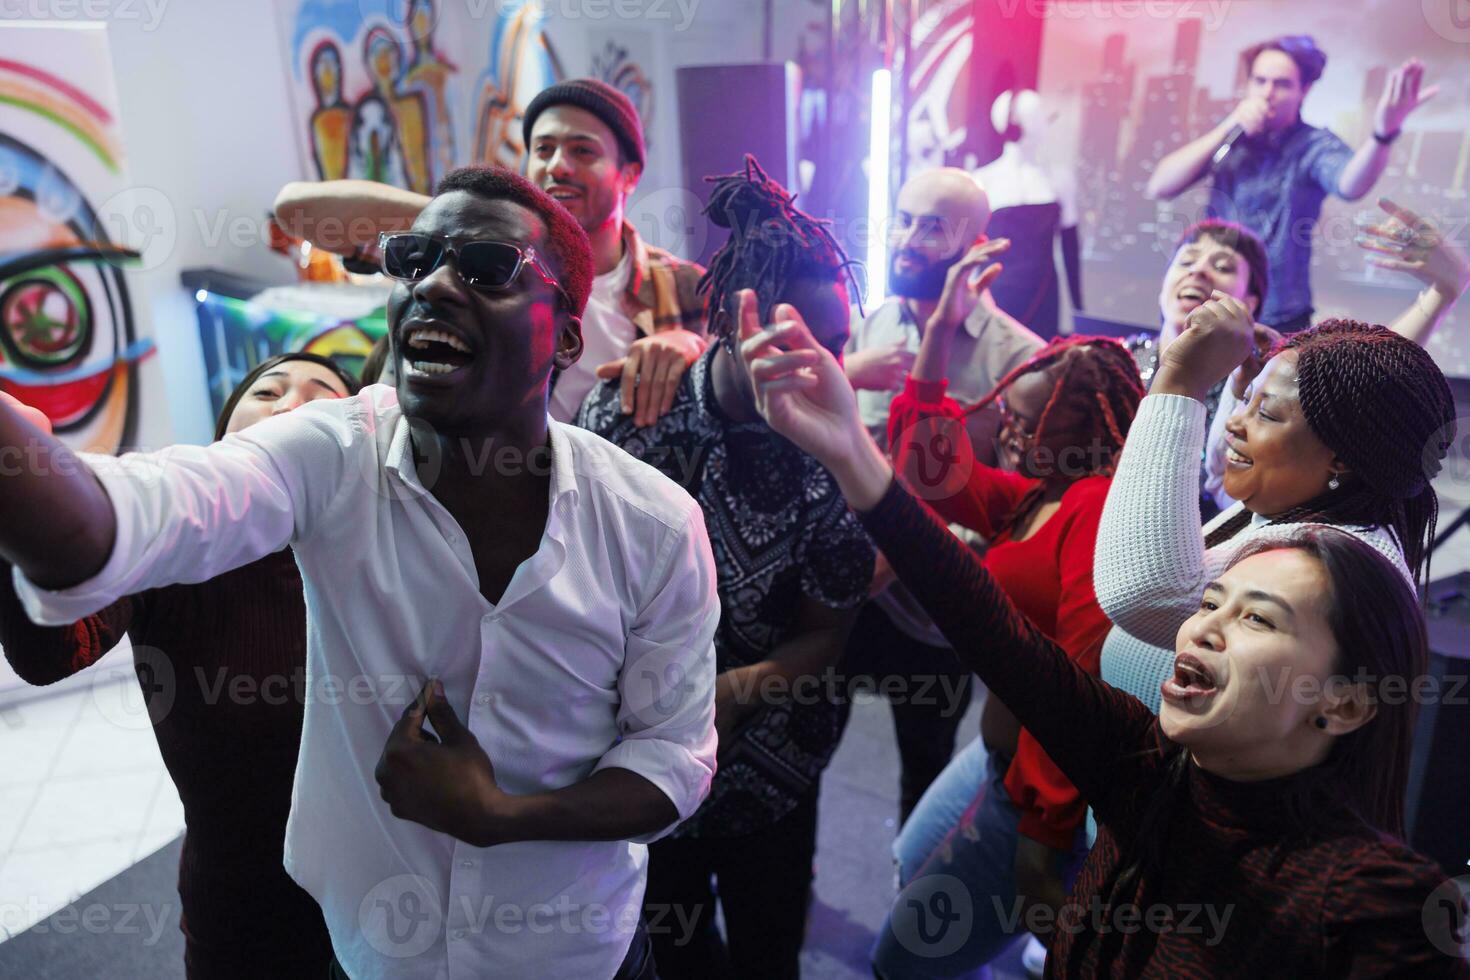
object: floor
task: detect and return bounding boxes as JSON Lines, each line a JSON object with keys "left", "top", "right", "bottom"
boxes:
{"left": 0, "top": 639, "right": 1025, "bottom": 978}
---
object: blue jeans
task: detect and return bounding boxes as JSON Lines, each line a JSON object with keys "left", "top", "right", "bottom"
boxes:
{"left": 893, "top": 736, "right": 989, "bottom": 886}
{"left": 873, "top": 746, "right": 1022, "bottom": 978}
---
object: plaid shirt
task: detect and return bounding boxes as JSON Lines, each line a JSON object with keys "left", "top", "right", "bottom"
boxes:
{"left": 619, "top": 222, "right": 707, "bottom": 338}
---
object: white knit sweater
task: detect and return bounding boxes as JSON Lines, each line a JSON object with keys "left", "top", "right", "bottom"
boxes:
{"left": 1094, "top": 394, "right": 1412, "bottom": 713}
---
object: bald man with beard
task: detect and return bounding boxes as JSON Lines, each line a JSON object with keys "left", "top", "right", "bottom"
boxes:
{"left": 842, "top": 167, "right": 1042, "bottom": 822}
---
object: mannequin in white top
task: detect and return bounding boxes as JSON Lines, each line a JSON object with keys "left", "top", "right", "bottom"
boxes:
{"left": 974, "top": 90, "right": 1083, "bottom": 337}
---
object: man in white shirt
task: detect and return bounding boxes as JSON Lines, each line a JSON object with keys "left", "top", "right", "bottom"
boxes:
{"left": 0, "top": 167, "right": 719, "bottom": 979}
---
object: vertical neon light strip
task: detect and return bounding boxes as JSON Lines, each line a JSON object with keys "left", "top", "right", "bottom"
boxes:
{"left": 866, "top": 68, "right": 892, "bottom": 305}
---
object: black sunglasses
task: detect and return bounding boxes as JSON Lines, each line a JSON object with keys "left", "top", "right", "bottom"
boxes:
{"left": 378, "top": 232, "right": 572, "bottom": 310}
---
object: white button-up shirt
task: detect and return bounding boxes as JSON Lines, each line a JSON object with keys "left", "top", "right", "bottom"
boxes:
{"left": 14, "top": 384, "right": 720, "bottom": 979}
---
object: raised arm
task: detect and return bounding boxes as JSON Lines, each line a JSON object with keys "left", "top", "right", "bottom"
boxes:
{"left": 1095, "top": 293, "right": 1255, "bottom": 647}
{"left": 888, "top": 377, "right": 1034, "bottom": 536}
{"left": 1145, "top": 97, "right": 1266, "bottom": 201}
{"left": 6, "top": 398, "right": 348, "bottom": 627}
{"left": 1357, "top": 199, "right": 1469, "bottom": 347}
{"left": 733, "top": 289, "right": 1156, "bottom": 799}
{"left": 1337, "top": 61, "right": 1436, "bottom": 202}
{"left": 272, "top": 179, "right": 428, "bottom": 257}
{"left": 887, "top": 238, "right": 1030, "bottom": 531}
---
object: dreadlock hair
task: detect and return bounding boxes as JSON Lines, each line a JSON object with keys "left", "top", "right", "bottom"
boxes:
{"left": 963, "top": 335, "right": 1145, "bottom": 537}
{"left": 698, "top": 154, "right": 859, "bottom": 354}
{"left": 1204, "top": 319, "right": 1455, "bottom": 588}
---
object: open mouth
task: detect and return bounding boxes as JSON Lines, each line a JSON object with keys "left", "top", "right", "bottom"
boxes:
{"left": 1161, "top": 651, "right": 1219, "bottom": 704}
{"left": 401, "top": 324, "right": 474, "bottom": 381}
{"left": 545, "top": 185, "right": 582, "bottom": 203}
{"left": 1224, "top": 437, "right": 1253, "bottom": 468}
{"left": 1177, "top": 283, "right": 1209, "bottom": 308}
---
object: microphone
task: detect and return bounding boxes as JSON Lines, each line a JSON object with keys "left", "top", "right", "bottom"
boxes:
{"left": 1211, "top": 124, "right": 1245, "bottom": 168}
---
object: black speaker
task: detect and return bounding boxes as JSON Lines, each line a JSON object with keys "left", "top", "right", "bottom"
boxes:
{"left": 675, "top": 62, "right": 801, "bottom": 268}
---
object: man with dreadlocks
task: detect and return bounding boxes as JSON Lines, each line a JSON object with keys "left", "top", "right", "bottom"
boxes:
{"left": 578, "top": 155, "right": 875, "bottom": 980}
{"left": 862, "top": 243, "right": 1145, "bottom": 973}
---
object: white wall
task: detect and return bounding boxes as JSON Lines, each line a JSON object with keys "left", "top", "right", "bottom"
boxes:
{"left": 5, "top": 0, "right": 769, "bottom": 444}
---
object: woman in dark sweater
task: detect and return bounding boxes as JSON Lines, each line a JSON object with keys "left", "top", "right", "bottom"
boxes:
{"left": 0, "top": 353, "right": 356, "bottom": 979}
{"left": 732, "top": 289, "right": 1469, "bottom": 977}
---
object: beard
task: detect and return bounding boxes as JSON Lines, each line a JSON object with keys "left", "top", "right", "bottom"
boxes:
{"left": 889, "top": 250, "right": 957, "bottom": 300}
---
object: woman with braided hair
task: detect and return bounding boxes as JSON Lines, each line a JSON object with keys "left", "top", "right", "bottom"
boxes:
{"left": 863, "top": 242, "right": 1144, "bottom": 975}
{"left": 730, "top": 289, "right": 1469, "bottom": 977}
{"left": 1093, "top": 290, "right": 1456, "bottom": 719}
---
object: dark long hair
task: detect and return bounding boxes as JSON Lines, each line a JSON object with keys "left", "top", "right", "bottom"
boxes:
{"left": 1204, "top": 319, "right": 1455, "bottom": 588}
{"left": 1114, "top": 527, "right": 1427, "bottom": 901}
{"left": 960, "top": 335, "right": 1144, "bottom": 536}
{"left": 213, "top": 352, "right": 359, "bottom": 441}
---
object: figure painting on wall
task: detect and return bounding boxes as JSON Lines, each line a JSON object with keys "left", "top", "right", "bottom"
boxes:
{"left": 286, "top": 0, "right": 457, "bottom": 193}
{"left": 401, "top": 0, "right": 457, "bottom": 183}
{"left": 592, "top": 40, "right": 653, "bottom": 151}
{"left": 472, "top": 0, "right": 563, "bottom": 169}
{"left": 308, "top": 40, "right": 351, "bottom": 180}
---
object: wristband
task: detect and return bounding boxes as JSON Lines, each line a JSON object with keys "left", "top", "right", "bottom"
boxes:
{"left": 1373, "top": 128, "right": 1400, "bottom": 145}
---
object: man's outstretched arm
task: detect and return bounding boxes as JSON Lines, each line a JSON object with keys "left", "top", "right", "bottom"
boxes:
{"left": 0, "top": 394, "right": 116, "bottom": 590}
{"left": 273, "top": 180, "right": 429, "bottom": 256}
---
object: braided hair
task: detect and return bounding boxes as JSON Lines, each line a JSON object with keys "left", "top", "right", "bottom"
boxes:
{"left": 964, "top": 335, "right": 1145, "bottom": 536}
{"left": 698, "top": 154, "right": 858, "bottom": 350}
{"left": 1203, "top": 319, "right": 1456, "bottom": 587}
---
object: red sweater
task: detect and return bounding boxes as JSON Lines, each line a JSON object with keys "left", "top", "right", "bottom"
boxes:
{"left": 0, "top": 552, "right": 331, "bottom": 979}
{"left": 860, "top": 480, "right": 1470, "bottom": 977}
{"left": 888, "top": 375, "right": 1112, "bottom": 850}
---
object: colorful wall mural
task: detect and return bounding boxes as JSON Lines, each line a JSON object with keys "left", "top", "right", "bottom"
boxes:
{"left": 471, "top": 0, "right": 564, "bottom": 170}
{"left": 192, "top": 282, "right": 388, "bottom": 420}
{"left": 0, "top": 29, "right": 157, "bottom": 455}
{"left": 284, "top": 0, "right": 459, "bottom": 194}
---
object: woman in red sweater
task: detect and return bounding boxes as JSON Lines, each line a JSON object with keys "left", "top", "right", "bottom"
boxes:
{"left": 873, "top": 250, "right": 1144, "bottom": 976}
{"left": 737, "top": 293, "right": 1468, "bottom": 978}
{"left": 0, "top": 352, "right": 355, "bottom": 979}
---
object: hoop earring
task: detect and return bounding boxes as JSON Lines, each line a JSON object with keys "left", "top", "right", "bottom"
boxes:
{"left": 1327, "top": 476, "right": 1340, "bottom": 490}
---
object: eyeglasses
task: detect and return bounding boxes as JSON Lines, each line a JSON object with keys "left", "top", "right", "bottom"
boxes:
{"left": 377, "top": 232, "right": 572, "bottom": 310}
{"left": 997, "top": 397, "right": 1038, "bottom": 441}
